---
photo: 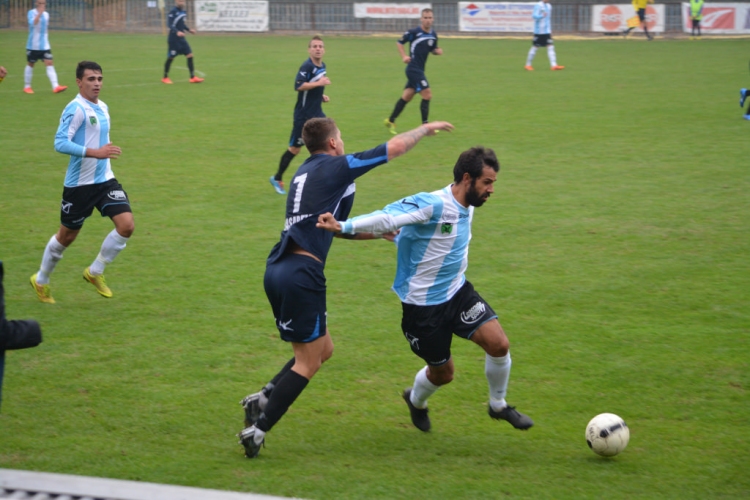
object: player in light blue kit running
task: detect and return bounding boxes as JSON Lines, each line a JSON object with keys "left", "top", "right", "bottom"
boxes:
{"left": 30, "top": 61, "right": 134, "bottom": 304}
{"left": 24, "top": 0, "right": 67, "bottom": 94}
{"left": 317, "top": 146, "right": 533, "bottom": 433}
{"left": 524, "top": 0, "right": 564, "bottom": 71}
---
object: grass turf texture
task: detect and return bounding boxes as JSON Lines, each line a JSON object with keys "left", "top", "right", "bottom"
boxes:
{"left": 0, "top": 31, "right": 748, "bottom": 498}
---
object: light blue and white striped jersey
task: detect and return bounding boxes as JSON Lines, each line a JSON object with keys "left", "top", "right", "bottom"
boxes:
{"left": 340, "top": 185, "right": 473, "bottom": 306}
{"left": 532, "top": 1, "right": 552, "bottom": 35}
{"left": 54, "top": 94, "right": 115, "bottom": 188}
{"left": 27, "top": 9, "right": 50, "bottom": 50}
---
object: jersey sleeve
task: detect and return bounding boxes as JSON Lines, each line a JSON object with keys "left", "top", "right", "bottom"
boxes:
{"left": 397, "top": 29, "right": 414, "bottom": 45}
{"left": 54, "top": 104, "right": 86, "bottom": 157}
{"left": 28, "top": 9, "right": 35, "bottom": 26}
{"left": 343, "top": 143, "right": 389, "bottom": 180}
{"left": 532, "top": 3, "right": 544, "bottom": 19}
{"left": 294, "top": 61, "right": 312, "bottom": 91}
{"left": 340, "top": 192, "right": 439, "bottom": 235}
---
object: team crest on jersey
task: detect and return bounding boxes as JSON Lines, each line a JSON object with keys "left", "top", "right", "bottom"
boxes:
{"left": 89, "top": 116, "right": 98, "bottom": 125}
{"left": 441, "top": 223, "right": 453, "bottom": 234}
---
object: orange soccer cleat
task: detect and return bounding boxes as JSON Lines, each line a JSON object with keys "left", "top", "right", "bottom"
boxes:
{"left": 551, "top": 65, "right": 565, "bottom": 71}
{"left": 524, "top": 65, "right": 534, "bottom": 71}
{"left": 23, "top": 87, "right": 34, "bottom": 94}
{"left": 189, "top": 76, "right": 204, "bottom": 83}
{"left": 162, "top": 77, "right": 173, "bottom": 84}
{"left": 53, "top": 85, "right": 68, "bottom": 93}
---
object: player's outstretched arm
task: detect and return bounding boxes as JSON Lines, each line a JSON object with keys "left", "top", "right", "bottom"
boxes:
{"left": 387, "top": 121, "right": 453, "bottom": 160}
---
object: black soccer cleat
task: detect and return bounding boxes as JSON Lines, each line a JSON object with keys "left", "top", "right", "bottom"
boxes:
{"left": 240, "top": 392, "right": 265, "bottom": 428}
{"left": 402, "top": 388, "right": 431, "bottom": 432}
{"left": 488, "top": 404, "right": 534, "bottom": 430}
{"left": 237, "top": 426, "right": 264, "bottom": 458}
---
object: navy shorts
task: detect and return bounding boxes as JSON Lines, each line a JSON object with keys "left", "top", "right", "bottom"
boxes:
{"left": 168, "top": 37, "right": 192, "bottom": 57}
{"left": 264, "top": 254, "right": 327, "bottom": 343}
{"left": 288, "top": 119, "right": 306, "bottom": 148}
{"left": 60, "top": 179, "right": 132, "bottom": 230}
{"left": 26, "top": 49, "right": 53, "bottom": 64}
{"left": 532, "top": 34, "right": 553, "bottom": 47}
{"left": 404, "top": 67, "right": 429, "bottom": 92}
{"left": 400, "top": 281, "right": 498, "bottom": 366}
{"left": 637, "top": 8, "right": 646, "bottom": 21}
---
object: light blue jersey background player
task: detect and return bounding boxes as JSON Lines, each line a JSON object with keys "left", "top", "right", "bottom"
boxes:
{"left": 524, "top": 0, "right": 565, "bottom": 71}
{"left": 317, "top": 147, "right": 534, "bottom": 433}
{"left": 24, "top": 0, "right": 67, "bottom": 94}
{"left": 30, "top": 61, "right": 134, "bottom": 304}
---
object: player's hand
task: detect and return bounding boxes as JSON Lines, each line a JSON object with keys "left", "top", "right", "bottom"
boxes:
{"left": 382, "top": 230, "right": 400, "bottom": 242}
{"left": 318, "top": 76, "right": 331, "bottom": 86}
{"left": 402, "top": 56, "right": 411, "bottom": 64}
{"left": 322, "top": 95, "right": 330, "bottom": 103}
{"left": 433, "top": 48, "right": 443, "bottom": 55}
{"left": 89, "top": 143, "right": 122, "bottom": 160}
{"left": 189, "top": 28, "right": 196, "bottom": 34}
{"left": 0, "top": 67, "right": 7, "bottom": 79}
{"left": 423, "top": 121, "right": 454, "bottom": 135}
{"left": 316, "top": 213, "right": 341, "bottom": 233}
{"left": 177, "top": 31, "right": 185, "bottom": 37}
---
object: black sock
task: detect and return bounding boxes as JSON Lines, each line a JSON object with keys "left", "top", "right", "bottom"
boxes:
{"left": 420, "top": 99, "right": 430, "bottom": 124}
{"left": 187, "top": 57, "right": 195, "bottom": 78}
{"left": 276, "top": 150, "right": 296, "bottom": 181}
{"left": 389, "top": 98, "right": 408, "bottom": 123}
{"left": 644, "top": 26, "right": 650, "bottom": 37}
{"left": 164, "top": 58, "right": 174, "bottom": 78}
{"left": 255, "top": 370, "right": 309, "bottom": 432}
{"left": 263, "top": 357, "right": 296, "bottom": 396}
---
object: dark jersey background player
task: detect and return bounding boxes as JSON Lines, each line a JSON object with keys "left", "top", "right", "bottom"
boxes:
{"left": 162, "top": 0, "right": 203, "bottom": 84}
{"left": 384, "top": 8, "right": 443, "bottom": 135}
{"left": 269, "top": 36, "right": 330, "bottom": 195}
{"left": 238, "top": 117, "right": 454, "bottom": 458}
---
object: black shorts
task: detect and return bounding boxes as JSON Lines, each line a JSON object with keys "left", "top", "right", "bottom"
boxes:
{"left": 691, "top": 19, "right": 700, "bottom": 28}
{"left": 404, "top": 67, "right": 429, "bottom": 92}
{"left": 60, "top": 179, "right": 132, "bottom": 230}
{"left": 264, "top": 254, "right": 327, "bottom": 343}
{"left": 400, "top": 281, "right": 498, "bottom": 366}
{"left": 288, "top": 119, "right": 306, "bottom": 148}
{"left": 637, "top": 8, "right": 646, "bottom": 22}
{"left": 532, "top": 34, "right": 554, "bottom": 47}
{"left": 26, "top": 49, "right": 53, "bottom": 64}
{"left": 168, "top": 37, "right": 192, "bottom": 57}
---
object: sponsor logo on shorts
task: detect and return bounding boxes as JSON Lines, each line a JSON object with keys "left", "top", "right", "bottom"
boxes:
{"left": 108, "top": 190, "right": 127, "bottom": 201}
{"left": 61, "top": 200, "right": 73, "bottom": 213}
{"left": 421, "top": 80, "right": 428, "bottom": 87}
{"left": 460, "top": 301, "right": 486, "bottom": 324}
{"left": 277, "top": 319, "right": 293, "bottom": 331}
{"left": 404, "top": 332, "right": 420, "bottom": 350}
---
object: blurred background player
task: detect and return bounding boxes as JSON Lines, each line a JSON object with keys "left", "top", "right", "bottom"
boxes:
{"left": 740, "top": 88, "right": 750, "bottom": 120}
{"left": 162, "top": 0, "right": 203, "bottom": 84}
{"left": 0, "top": 66, "right": 7, "bottom": 84}
{"left": 24, "top": 0, "right": 67, "bottom": 94}
{"left": 525, "top": 0, "right": 564, "bottom": 71}
{"left": 269, "top": 36, "right": 329, "bottom": 195}
{"left": 623, "top": 0, "right": 654, "bottom": 40}
{"left": 689, "top": 0, "right": 703, "bottom": 39}
{"left": 30, "top": 61, "right": 134, "bottom": 303}
{"left": 384, "top": 8, "right": 443, "bottom": 135}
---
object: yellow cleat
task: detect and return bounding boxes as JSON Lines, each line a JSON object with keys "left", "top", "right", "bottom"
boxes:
{"left": 30, "top": 274, "right": 55, "bottom": 304}
{"left": 384, "top": 118, "right": 397, "bottom": 135}
{"left": 83, "top": 267, "right": 113, "bottom": 298}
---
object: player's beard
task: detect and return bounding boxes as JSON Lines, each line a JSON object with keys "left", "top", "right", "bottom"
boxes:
{"left": 466, "top": 179, "right": 489, "bottom": 207}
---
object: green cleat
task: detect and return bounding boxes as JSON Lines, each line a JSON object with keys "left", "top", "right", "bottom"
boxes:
{"left": 83, "top": 267, "right": 113, "bottom": 298}
{"left": 30, "top": 274, "right": 55, "bottom": 304}
{"left": 384, "top": 118, "right": 397, "bottom": 135}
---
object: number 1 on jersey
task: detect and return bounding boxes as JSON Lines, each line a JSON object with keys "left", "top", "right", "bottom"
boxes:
{"left": 292, "top": 173, "right": 307, "bottom": 213}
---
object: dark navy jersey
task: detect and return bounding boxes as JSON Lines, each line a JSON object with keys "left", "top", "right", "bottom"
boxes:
{"left": 398, "top": 27, "right": 438, "bottom": 72}
{"left": 293, "top": 58, "right": 327, "bottom": 122}
{"left": 167, "top": 6, "right": 189, "bottom": 39}
{"left": 267, "top": 143, "right": 389, "bottom": 266}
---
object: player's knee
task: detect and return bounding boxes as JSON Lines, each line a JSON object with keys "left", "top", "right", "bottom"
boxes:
{"left": 421, "top": 89, "right": 432, "bottom": 100}
{"left": 116, "top": 220, "right": 135, "bottom": 238}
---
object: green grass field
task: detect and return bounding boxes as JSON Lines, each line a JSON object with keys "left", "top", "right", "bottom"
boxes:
{"left": 0, "top": 30, "right": 748, "bottom": 498}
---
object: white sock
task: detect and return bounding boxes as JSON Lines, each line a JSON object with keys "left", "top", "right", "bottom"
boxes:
{"left": 89, "top": 229, "right": 129, "bottom": 275}
{"left": 253, "top": 426, "right": 266, "bottom": 445}
{"left": 410, "top": 366, "right": 439, "bottom": 409}
{"left": 24, "top": 65, "right": 33, "bottom": 88}
{"left": 547, "top": 45, "right": 558, "bottom": 67}
{"left": 46, "top": 65, "right": 59, "bottom": 88}
{"left": 37, "top": 235, "right": 67, "bottom": 284}
{"left": 525, "top": 47, "right": 537, "bottom": 66}
{"left": 486, "top": 352, "right": 511, "bottom": 411}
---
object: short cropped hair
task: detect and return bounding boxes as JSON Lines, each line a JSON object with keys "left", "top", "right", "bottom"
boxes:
{"left": 309, "top": 35, "right": 323, "bottom": 47}
{"left": 76, "top": 61, "right": 102, "bottom": 80}
{"left": 302, "top": 117, "right": 338, "bottom": 154}
{"left": 421, "top": 8, "right": 433, "bottom": 15}
{"left": 453, "top": 146, "right": 500, "bottom": 183}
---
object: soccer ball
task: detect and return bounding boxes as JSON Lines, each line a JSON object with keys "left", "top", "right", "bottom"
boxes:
{"left": 585, "top": 413, "right": 630, "bottom": 457}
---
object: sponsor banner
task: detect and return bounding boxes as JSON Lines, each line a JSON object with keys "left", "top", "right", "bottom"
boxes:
{"left": 591, "top": 4, "right": 665, "bottom": 32}
{"left": 459, "top": 2, "right": 536, "bottom": 32}
{"left": 681, "top": 3, "right": 750, "bottom": 34}
{"left": 354, "top": 3, "right": 431, "bottom": 19}
{"left": 195, "top": 1, "right": 269, "bottom": 32}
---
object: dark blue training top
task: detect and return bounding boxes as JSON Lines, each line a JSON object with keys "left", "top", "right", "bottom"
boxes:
{"left": 167, "top": 6, "right": 189, "bottom": 41}
{"left": 293, "top": 58, "right": 327, "bottom": 122}
{"left": 398, "top": 26, "right": 439, "bottom": 72}
{"left": 267, "top": 143, "right": 389, "bottom": 266}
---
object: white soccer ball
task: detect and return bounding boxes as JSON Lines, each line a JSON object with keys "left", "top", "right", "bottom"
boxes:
{"left": 585, "top": 413, "right": 630, "bottom": 457}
